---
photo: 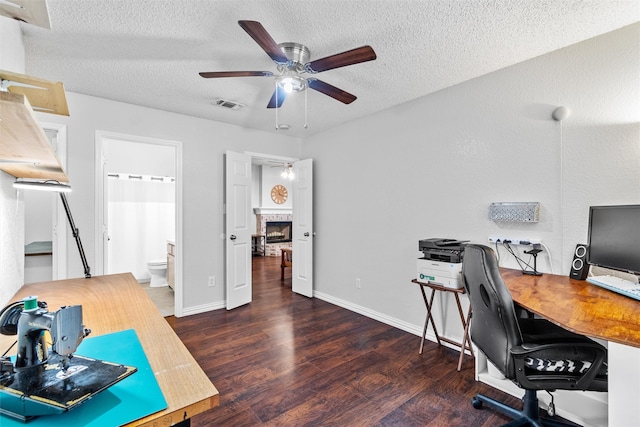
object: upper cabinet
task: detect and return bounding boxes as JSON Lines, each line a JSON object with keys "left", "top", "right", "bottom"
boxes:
{"left": 0, "top": 2, "right": 68, "bottom": 182}
{"left": 0, "top": 0, "right": 51, "bottom": 30}
{"left": 0, "top": 91, "right": 68, "bottom": 182}
{"left": 1, "top": 70, "right": 70, "bottom": 116}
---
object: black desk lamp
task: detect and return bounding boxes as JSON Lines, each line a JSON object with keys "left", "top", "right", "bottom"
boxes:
{"left": 14, "top": 180, "right": 91, "bottom": 278}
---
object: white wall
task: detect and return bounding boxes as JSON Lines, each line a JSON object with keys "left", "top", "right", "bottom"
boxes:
{"left": 0, "top": 19, "right": 26, "bottom": 303}
{"left": 105, "top": 139, "right": 176, "bottom": 177}
{"left": 250, "top": 164, "right": 295, "bottom": 233}
{"left": 0, "top": 19, "right": 24, "bottom": 71}
{"left": 0, "top": 172, "right": 24, "bottom": 306}
{"left": 302, "top": 23, "right": 640, "bottom": 331}
{"left": 260, "top": 166, "right": 294, "bottom": 209}
{"left": 32, "top": 92, "right": 301, "bottom": 311}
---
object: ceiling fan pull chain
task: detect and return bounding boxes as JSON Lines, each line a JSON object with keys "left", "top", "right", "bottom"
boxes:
{"left": 275, "top": 81, "right": 279, "bottom": 129}
{"left": 304, "top": 88, "right": 308, "bottom": 129}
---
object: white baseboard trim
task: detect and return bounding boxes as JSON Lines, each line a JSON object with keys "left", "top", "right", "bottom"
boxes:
{"left": 313, "top": 290, "right": 424, "bottom": 337}
{"left": 180, "top": 300, "right": 226, "bottom": 317}
{"left": 314, "top": 290, "right": 470, "bottom": 354}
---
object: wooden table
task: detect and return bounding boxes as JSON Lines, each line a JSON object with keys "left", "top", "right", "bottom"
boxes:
{"left": 500, "top": 268, "right": 640, "bottom": 425}
{"left": 501, "top": 268, "right": 640, "bottom": 347}
{"left": 411, "top": 279, "right": 473, "bottom": 371}
{"left": 0, "top": 273, "right": 219, "bottom": 426}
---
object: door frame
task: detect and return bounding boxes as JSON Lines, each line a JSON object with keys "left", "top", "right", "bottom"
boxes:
{"left": 223, "top": 151, "right": 298, "bottom": 310}
{"left": 41, "top": 122, "right": 68, "bottom": 280}
{"left": 94, "top": 131, "right": 184, "bottom": 316}
{"left": 241, "top": 152, "right": 310, "bottom": 298}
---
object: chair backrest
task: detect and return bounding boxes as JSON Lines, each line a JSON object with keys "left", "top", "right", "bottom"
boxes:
{"left": 462, "top": 244, "right": 523, "bottom": 379}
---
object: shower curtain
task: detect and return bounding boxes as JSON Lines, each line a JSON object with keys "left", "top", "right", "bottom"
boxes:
{"left": 107, "top": 174, "right": 175, "bottom": 282}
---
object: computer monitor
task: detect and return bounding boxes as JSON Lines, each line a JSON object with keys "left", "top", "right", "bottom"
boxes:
{"left": 587, "top": 204, "right": 640, "bottom": 276}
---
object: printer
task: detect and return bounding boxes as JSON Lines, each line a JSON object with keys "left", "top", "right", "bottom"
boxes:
{"left": 417, "top": 238, "right": 468, "bottom": 289}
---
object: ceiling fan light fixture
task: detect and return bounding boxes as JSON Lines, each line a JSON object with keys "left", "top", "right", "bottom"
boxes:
{"left": 277, "top": 75, "right": 306, "bottom": 93}
{"left": 280, "top": 164, "right": 295, "bottom": 180}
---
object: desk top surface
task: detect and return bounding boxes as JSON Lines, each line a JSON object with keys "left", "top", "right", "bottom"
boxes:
{"left": 501, "top": 268, "right": 640, "bottom": 348}
{"left": 0, "top": 273, "right": 219, "bottom": 426}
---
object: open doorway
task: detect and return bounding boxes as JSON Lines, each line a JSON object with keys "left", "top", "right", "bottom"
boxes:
{"left": 23, "top": 123, "right": 67, "bottom": 283}
{"left": 95, "top": 132, "right": 182, "bottom": 317}
{"left": 249, "top": 154, "right": 298, "bottom": 285}
{"left": 225, "top": 152, "right": 312, "bottom": 308}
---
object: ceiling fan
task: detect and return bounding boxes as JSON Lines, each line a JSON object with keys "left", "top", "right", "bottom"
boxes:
{"left": 199, "top": 20, "right": 377, "bottom": 109}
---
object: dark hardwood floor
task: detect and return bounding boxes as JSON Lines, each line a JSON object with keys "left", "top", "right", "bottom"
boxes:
{"left": 167, "top": 256, "right": 524, "bottom": 426}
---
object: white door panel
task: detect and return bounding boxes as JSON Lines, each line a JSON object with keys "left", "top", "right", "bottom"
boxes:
{"left": 225, "top": 151, "right": 252, "bottom": 309}
{"left": 292, "top": 159, "right": 313, "bottom": 297}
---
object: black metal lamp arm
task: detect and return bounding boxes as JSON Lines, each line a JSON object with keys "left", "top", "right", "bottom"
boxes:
{"left": 59, "top": 193, "right": 91, "bottom": 278}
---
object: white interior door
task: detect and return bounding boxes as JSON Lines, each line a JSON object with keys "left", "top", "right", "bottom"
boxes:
{"left": 225, "top": 151, "right": 252, "bottom": 309}
{"left": 292, "top": 158, "right": 313, "bottom": 297}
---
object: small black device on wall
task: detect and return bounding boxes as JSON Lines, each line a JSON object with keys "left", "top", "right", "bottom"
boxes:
{"left": 569, "top": 244, "right": 589, "bottom": 280}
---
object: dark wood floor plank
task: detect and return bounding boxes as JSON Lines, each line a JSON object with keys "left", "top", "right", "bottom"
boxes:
{"left": 167, "top": 255, "right": 565, "bottom": 426}
{"left": 262, "top": 381, "right": 370, "bottom": 427}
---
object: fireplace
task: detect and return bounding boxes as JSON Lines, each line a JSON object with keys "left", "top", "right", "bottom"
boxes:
{"left": 266, "top": 221, "right": 292, "bottom": 243}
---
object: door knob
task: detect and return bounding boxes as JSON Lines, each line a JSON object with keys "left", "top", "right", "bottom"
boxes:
{"left": 304, "top": 232, "right": 310, "bottom": 237}
{"left": 230, "top": 235, "right": 237, "bottom": 240}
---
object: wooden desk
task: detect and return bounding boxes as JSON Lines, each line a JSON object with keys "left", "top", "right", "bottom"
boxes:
{"left": 501, "top": 268, "right": 640, "bottom": 348}
{"left": 498, "top": 268, "right": 640, "bottom": 426}
{"left": 411, "top": 279, "right": 473, "bottom": 371}
{"left": 0, "top": 273, "right": 219, "bottom": 426}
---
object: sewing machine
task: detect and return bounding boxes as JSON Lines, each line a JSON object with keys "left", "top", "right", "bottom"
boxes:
{"left": 0, "top": 296, "right": 136, "bottom": 422}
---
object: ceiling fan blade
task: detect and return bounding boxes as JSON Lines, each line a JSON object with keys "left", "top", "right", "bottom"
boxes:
{"left": 305, "top": 45, "right": 376, "bottom": 73}
{"left": 267, "top": 86, "right": 288, "bottom": 109}
{"left": 199, "top": 71, "right": 273, "bottom": 78}
{"left": 307, "top": 79, "right": 357, "bottom": 104}
{"left": 238, "top": 20, "right": 289, "bottom": 65}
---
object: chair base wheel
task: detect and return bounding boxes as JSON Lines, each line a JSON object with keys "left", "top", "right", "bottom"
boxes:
{"left": 472, "top": 396, "right": 483, "bottom": 409}
{"left": 470, "top": 391, "right": 579, "bottom": 427}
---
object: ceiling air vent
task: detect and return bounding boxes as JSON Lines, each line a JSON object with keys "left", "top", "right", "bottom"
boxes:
{"left": 212, "top": 98, "right": 245, "bottom": 111}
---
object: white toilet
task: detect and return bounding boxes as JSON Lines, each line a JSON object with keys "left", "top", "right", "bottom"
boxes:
{"left": 147, "top": 260, "right": 168, "bottom": 287}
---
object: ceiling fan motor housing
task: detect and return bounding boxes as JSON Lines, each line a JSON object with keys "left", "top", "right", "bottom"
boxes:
{"left": 278, "top": 42, "right": 310, "bottom": 72}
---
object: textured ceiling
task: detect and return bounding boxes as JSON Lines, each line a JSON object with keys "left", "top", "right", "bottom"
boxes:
{"left": 14, "top": 0, "right": 640, "bottom": 137}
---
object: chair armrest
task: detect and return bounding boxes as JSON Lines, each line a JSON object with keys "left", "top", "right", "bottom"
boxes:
{"left": 511, "top": 341, "right": 607, "bottom": 391}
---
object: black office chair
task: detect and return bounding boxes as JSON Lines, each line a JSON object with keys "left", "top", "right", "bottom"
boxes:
{"left": 461, "top": 244, "right": 607, "bottom": 427}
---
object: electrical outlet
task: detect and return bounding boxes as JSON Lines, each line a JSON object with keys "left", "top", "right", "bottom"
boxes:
{"left": 208, "top": 276, "right": 216, "bottom": 287}
{"left": 355, "top": 278, "right": 361, "bottom": 289}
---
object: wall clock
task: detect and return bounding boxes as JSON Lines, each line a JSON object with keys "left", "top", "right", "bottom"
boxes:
{"left": 271, "top": 184, "right": 288, "bottom": 204}
{"left": 271, "top": 184, "right": 289, "bottom": 205}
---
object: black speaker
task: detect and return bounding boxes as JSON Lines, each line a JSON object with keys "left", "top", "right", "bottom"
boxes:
{"left": 569, "top": 244, "right": 589, "bottom": 280}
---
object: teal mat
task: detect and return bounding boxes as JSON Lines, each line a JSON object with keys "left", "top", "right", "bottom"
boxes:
{"left": 0, "top": 328, "right": 167, "bottom": 426}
